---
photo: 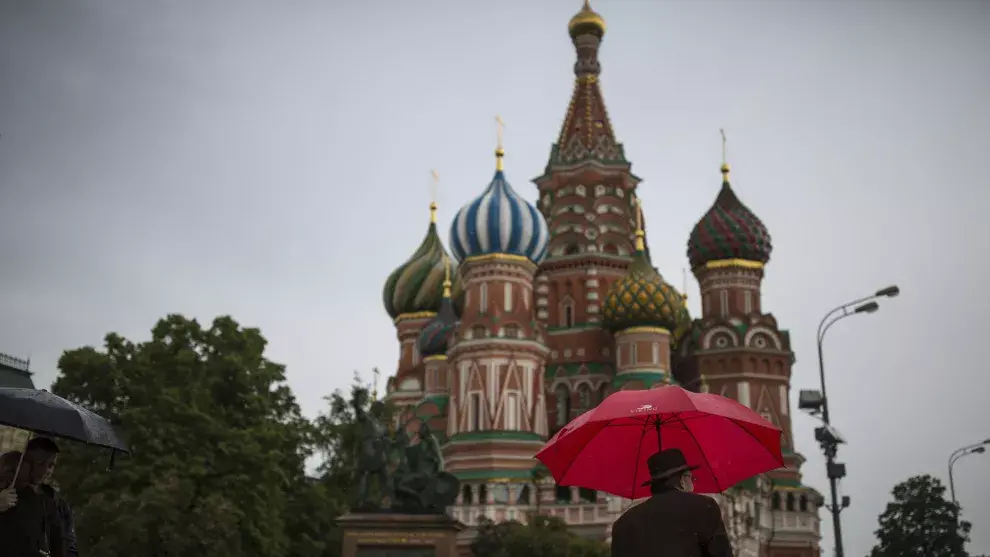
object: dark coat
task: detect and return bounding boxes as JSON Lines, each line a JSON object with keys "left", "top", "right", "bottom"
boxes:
{"left": 610, "top": 488, "right": 733, "bottom": 557}
{"left": 0, "top": 486, "right": 67, "bottom": 557}
{"left": 40, "top": 484, "right": 79, "bottom": 557}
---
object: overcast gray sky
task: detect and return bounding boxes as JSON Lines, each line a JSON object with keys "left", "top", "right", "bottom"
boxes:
{"left": 1, "top": 0, "right": 988, "bottom": 554}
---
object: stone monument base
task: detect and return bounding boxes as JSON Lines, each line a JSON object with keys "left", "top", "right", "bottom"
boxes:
{"left": 337, "top": 512, "right": 465, "bottom": 557}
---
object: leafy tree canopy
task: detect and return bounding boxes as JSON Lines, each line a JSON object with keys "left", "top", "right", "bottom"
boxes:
{"left": 471, "top": 515, "right": 609, "bottom": 557}
{"left": 869, "top": 474, "right": 972, "bottom": 557}
{"left": 51, "top": 314, "right": 328, "bottom": 557}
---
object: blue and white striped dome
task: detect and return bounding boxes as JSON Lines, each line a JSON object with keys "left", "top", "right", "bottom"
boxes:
{"left": 449, "top": 169, "right": 550, "bottom": 264}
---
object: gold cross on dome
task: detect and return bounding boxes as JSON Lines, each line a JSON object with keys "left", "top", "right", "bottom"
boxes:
{"left": 430, "top": 169, "right": 440, "bottom": 203}
{"left": 429, "top": 169, "right": 440, "bottom": 222}
{"left": 496, "top": 115, "right": 505, "bottom": 150}
{"left": 720, "top": 128, "right": 728, "bottom": 165}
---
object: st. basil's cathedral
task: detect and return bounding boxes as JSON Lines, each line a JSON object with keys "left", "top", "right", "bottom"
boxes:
{"left": 381, "top": 2, "right": 822, "bottom": 556}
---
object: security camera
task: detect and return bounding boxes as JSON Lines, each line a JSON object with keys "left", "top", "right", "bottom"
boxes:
{"left": 826, "top": 461, "right": 847, "bottom": 480}
{"left": 814, "top": 425, "right": 846, "bottom": 446}
{"left": 798, "top": 390, "right": 824, "bottom": 414}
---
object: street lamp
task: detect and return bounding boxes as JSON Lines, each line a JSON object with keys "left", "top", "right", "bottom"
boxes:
{"left": 948, "top": 439, "right": 990, "bottom": 505}
{"left": 798, "top": 285, "right": 899, "bottom": 557}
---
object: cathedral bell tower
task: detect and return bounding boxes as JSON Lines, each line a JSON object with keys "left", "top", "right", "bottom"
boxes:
{"left": 533, "top": 0, "right": 648, "bottom": 433}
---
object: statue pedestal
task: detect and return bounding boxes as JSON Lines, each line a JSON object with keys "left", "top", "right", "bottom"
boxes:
{"left": 337, "top": 513, "right": 465, "bottom": 557}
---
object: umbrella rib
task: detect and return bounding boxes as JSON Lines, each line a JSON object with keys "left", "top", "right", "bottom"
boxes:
{"left": 725, "top": 417, "right": 785, "bottom": 467}
{"left": 674, "top": 413, "right": 725, "bottom": 493}
{"left": 555, "top": 419, "right": 616, "bottom": 487}
{"left": 628, "top": 416, "right": 650, "bottom": 497}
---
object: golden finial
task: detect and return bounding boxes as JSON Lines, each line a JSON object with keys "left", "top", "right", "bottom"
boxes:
{"left": 720, "top": 128, "right": 731, "bottom": 181}
{"left": 568, "top": 0, "right": 606, "bottom": 38}
{"left": 634, "top": 196, "right": 645, "bottom": 252}
{"left": 495, "top": 115, "right": 505, "bottom": 171}
{"left": 429, "top": 169, "right": 439, "bottom": 223}
{"left": 442, "top": 256, "right": 452, "bottom": 298}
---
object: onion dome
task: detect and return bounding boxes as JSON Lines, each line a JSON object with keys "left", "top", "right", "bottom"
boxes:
{"left": 687, "top": 163, "right": 773, "bottom": 269}
{"left": 568, "top": 0, "right": 606, "bottom": 39}
{"left": 383, "top": 202, "right": 457, "bottom": 320}
{"left": 603, "top": 200, "right": 685, "bottom": 332}
{"left": 450, "top": 125, "right": 550, "bottom": 264}
{"left": 417, "top": 260, "right": 458, "bottom": 358}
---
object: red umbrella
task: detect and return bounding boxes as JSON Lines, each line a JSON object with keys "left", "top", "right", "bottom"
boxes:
{"left": 535, "top": 386, "right": 784, "bottom": 498}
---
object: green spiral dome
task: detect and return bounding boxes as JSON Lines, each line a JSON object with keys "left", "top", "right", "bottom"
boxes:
{"left": 382, "top": 219, "right": 457, "bottom": 320}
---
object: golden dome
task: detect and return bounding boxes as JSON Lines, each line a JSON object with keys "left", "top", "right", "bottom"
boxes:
{"left": 568, "top": 0, "right": 606, "bottom": 39}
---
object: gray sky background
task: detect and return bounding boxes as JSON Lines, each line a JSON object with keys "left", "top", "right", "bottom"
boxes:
{"left": 1, "top": 0, "right": 988, "bottom": 554}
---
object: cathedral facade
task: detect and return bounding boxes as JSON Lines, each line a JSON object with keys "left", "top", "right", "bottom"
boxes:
{"left": 381, "top": 3, "right": 821, "bottom": 556}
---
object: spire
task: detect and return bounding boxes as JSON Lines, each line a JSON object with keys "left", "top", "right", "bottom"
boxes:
{"left": 371, "top": 367, "right": 380, "bottom": 401}
{"left": 495, "top": 115, "right": 505, "bottom": 171}
{"left": 550, "top": 1, "right": 626, "bottom": 167}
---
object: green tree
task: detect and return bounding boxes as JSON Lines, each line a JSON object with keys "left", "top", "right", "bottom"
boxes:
{"left": 869, "top": 474, "right": 972, "bottom": 557}
{"left": 471, "top": 515, "right": 609, "bottom": 557}
{"left": 51, "top": 315, "right": 317, "bottom": 557}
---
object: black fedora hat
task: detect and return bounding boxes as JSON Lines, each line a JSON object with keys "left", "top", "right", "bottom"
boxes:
{"left": 641, "top": 448, "right": 700, "bottom": 486}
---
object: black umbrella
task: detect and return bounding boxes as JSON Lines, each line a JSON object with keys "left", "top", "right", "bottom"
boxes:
{"left": 0, "top": 388, "right": 128, "bottom": 453}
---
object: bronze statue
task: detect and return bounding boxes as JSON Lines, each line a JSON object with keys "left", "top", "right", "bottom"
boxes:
{"left": 390, "top": 421, "right": 459, "bottom": 514}
{"left": 351, "top": 391, "right": 459, "bottom": 515}
{"left": 354, "top": 399, "right": 393, "bottom": 510}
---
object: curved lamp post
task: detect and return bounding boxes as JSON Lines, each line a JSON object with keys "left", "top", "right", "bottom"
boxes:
{"left": 800, "top": 285, "right": 899, "bottom": 557}
{"left": 949, "top": 440, "right": 989, "bottom": 505}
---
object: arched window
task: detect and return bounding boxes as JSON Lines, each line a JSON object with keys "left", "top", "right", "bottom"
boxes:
{"left": 471, "top": 325, "right": 487, "bottom": 339}
{"left": 555, "top": 484, "right": 571, "bottom": 503}
{"left": 462, "top": 484, "right": 474, "bottom": 504}
{"left": 517, "top": 485, "right": 532, "bottom": 505}
{"left": 560, "top": 297, "right": 576, "bottom": 328}
{"left": 771, "top": 492, "right": 781, "bottom": 510}
{"left": 503, "top": 324, "right": 520, "bottom": 339}
{"left": 555, "top": 384, "right": 571, "bottom": 426}
{"left": 504, "top": 282, "right": 513, "bottom": 312}
{"left": 577, "top": 384, "right": 592, "bottom": 410}
{"left": 478, "top": 484, "right": 488, "bottom": 504}
{"left": 579, "top": 488, "right": 597, "bottom": 503}
{"left": 565, "top": 244, "right": 580, "bottom": 255}
{"left": 480, "top": 282, "right": 488, "bottom": 310}
{"left": 799, "top": 495, "right": 808, "bottom": 512}
{"left": 786, "top": 493, "right": 795, "bottom": 511}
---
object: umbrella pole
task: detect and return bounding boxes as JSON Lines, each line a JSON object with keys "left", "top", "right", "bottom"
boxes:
{"left": 654, "top": 419, "right": 662, "bottom": 452}
{"left": 8, "top": 432, "right": 33, "bottom": 489}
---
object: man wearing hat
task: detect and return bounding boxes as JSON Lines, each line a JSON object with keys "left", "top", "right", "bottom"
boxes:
{"left": 610, "top": 448, "right": 732, "bottom": 557}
